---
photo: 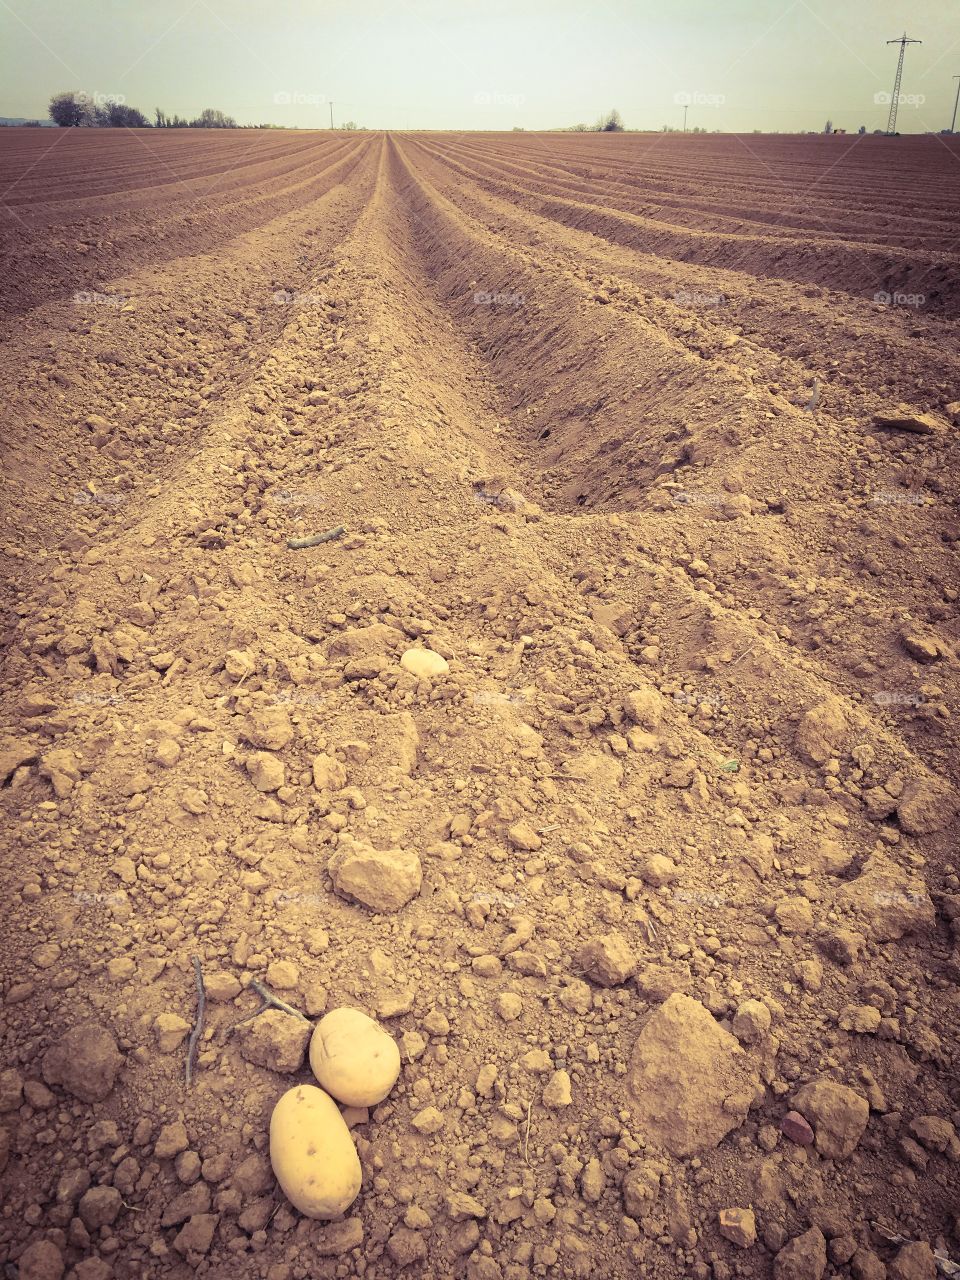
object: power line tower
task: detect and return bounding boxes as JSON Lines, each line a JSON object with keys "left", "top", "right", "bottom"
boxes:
{"left": 885, "top": 33, "right": 922, "bottom": 134}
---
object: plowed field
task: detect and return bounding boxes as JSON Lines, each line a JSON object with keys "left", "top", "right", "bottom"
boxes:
{"left": 1, "top": 128, "right": 959, "bottom": 1280}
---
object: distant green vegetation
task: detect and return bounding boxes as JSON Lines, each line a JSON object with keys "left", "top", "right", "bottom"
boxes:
{"left": 48, "top": 92, "right": 239, "bottom": 128}
{"left": 566, "top": 108, "right": 625, "bottom": 132}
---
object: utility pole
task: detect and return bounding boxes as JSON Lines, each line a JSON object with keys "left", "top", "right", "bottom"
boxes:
{"left": 329, "top": 101, "right": 334, "bottom": 129}
{"left": 952, "top": 75, "right": 960, "bottom": 134}
{"left": 885, "top": 33, "right": 922, "bottom": 134}
{"left": 683, "top": 104, "right": 688, "bottom": 132}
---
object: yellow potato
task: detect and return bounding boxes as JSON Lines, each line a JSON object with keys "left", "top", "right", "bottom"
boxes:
{"left": 269, "top": 1084, "right": 361, "bottom": 1219}
{"left": 309, "top": 1006, "right": 401, "bottom": 1107}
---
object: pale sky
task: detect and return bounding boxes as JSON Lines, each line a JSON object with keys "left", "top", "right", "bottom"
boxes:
{"left": 2, "top": 0, "right": 958, "bottom": 132}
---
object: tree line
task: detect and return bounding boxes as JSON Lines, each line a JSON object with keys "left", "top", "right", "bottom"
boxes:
{"left": 49, "top": 92, "right": 237, "bottom": 128}
{"left": 567, "top": 109, "right": 625, "bottom": 132}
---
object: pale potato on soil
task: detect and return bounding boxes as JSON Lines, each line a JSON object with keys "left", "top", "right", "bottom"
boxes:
{"left": 269, "top": 1084, "right": 362, "bottom": 1219}
{"left": 309, "top": 1006, "right": 401, "bottom": 1107}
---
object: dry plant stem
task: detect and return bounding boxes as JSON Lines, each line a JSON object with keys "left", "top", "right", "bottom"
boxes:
{"left": 286, "top": 525, "right": 345, "bottom": 549}
{"left": 185, "top": 955, "right": 206, "bottom": 1088}
{"left": 228, "top": 980, "right": 311, "bottom": 1032}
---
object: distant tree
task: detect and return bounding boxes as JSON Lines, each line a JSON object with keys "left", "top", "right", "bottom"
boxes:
{"left": 99, "top": 102, "right": 151, "bottom": 127}
{"left": 49, "top": 91, "right": 91, "bottom": 127}
{"left": 155, "top": 108, "right": 168, "bottom": 127}
{"left": 596, "top": 108, "right": 624, "bottom": 132}
{"left": 823, "top": 119, "right": 833, "bottom": 134}
{"left": 191, "top": 107, "right": 236, "bottom": 128}
{"left": 857, "top": 124, "right": 866, "bottom": 134}
{"left": 570, "top": 122, "right": 588, "bottom": 131}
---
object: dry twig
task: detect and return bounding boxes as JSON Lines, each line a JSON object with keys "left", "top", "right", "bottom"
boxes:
{"left": 286, "top": 525, "right": 345, "bottom": 550}
{"left": 228, "top": 979, "right": 310, "bottom": 1031}
{"left": 185, "top": 956, "right": 206, "bottom": 1088}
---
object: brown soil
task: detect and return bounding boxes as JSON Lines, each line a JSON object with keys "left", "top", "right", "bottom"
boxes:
{"left": 1, "top": 128, "right": 959, "bottom": 1280}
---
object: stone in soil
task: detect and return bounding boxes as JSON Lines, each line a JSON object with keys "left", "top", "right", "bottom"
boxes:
{"left": 774, "top": 1226, "right": 827, "bottom": 1279}
{"left": 626, "top": 993, "right": 760, "bottom": 1157}
{"left": 896, "top": 776, "right": 957, "bottom": 835}
{"left": 791, "top": 1078, "right": 869, "bottom": 1158}
{"left": 833, "top": 853, "right": 935, "bottom": 941}
{"left": 328, "top": 838, "right": 422, "bottom": 912}
{"left": 888, "top": 1242, "right": 937, "bottom": 1280}
{"left": 41, "top": 1022, "right": 122, "bottom": 1102}
{"left": 781, "top": 1111, "right": 815, "bottom": 1145}
{"left": 577, "top": 932, "right": 636, "bottom": 986}
{"left": 794, "top": 697, "right": 848, "bottom": 765}
{"left": 237, "top": 1010, "right": 311, "bottom": 1073}
{"left": 873, "top": 407, "right": 943, "bottom": 434}
{"left": 17, "top": 1238, "right": 65, "bottom": 1280}
{"left": 718, "top": 1206, "right": 757, "bottom": 1247}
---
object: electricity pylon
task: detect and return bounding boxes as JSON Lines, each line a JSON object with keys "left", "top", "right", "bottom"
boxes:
{"left": 885, "top": 33, "right": 922, "bottom": 134}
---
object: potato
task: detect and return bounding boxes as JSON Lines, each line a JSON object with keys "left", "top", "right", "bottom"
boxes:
{"left": 269, "top": 1084, "right": 361, "bottom": 1219}
{"left": 309, "top": 1006, "right": 401, "bottom": 1107}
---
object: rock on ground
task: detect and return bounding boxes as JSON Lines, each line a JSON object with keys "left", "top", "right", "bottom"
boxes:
{"left": 888, "top": 1241, "right": 937, "bottom": 1280}
{"left": 328, "top": 838, "right": 422, "bottom": 912}
{"left": 775, "top": 1226, "right": 827, "bottom": 1280}
{"left": 577, "top": 932, "right": 636, "bottom": 986}
{"left": 896, "top": 776, "right": 957, "bottom": 835}
{"left": 792, "top": 1078, "right": 869, "bottom": 1158}
{"left": 16, "top": 1239, "right": 65, "bottom": 1280}
{"left": 41, "top": 1022, "right": 122, "bottom": 1102}
{"left": 626, "top": 993, "right": 760, "bottom": 1156}
{"left": 794, "top": 697, "right": 849, "bottom": 765}
{"left": 833, "top": 853, "right": 935, "bottom": 942}
{"left": 237, "top": 1010, "right": 311, "bottom": 1074}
